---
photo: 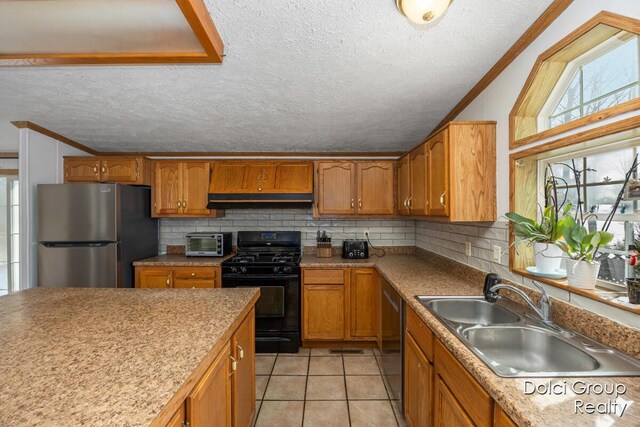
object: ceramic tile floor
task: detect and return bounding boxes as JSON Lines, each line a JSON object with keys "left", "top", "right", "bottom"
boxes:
{"left": 253, "top": 348, "right": 407, "bottom": 427}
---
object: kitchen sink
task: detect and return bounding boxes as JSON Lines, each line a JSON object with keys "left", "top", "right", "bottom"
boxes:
{"left": 426, "top": 298, "right": 519, "bottom": 325}
{"left": 416, "top": 295, "right": 640, "bottom": 377}
{"left": 463, "top": 326, "right": 599, "bottom": 376}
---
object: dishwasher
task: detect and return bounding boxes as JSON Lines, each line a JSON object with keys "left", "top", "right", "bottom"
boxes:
{"left": 379, "top": 277, "right": 404, "bottom": 406}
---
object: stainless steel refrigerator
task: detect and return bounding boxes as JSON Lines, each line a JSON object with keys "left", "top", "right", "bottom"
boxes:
{"left": 37, "top": 183, "right": 158, "bottom": 288}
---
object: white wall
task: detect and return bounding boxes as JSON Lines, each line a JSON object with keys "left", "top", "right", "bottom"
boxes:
{"left": 417, "top": 1, "right": 640, "bottom": 328}
{"left": 18, "top": 129, "right": 89, "bottom": 289}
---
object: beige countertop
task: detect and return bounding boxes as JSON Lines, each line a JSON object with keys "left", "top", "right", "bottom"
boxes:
{"left": 0, "top": 287, "right": 259, "bottom": 427}
{"left": 133, "top": 253, "right": 234, "bottom": 267}
{"left": 303, "top": 254, "right": 640, "bottom": 427}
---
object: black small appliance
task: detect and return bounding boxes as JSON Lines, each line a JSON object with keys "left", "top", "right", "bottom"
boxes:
{"left": 342, "top": 240, "right": 369, "bottom": 259}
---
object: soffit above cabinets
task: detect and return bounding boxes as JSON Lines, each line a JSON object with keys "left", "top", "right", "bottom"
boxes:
{"left": 0, "top": 0, "right": 223, "bottom": 65}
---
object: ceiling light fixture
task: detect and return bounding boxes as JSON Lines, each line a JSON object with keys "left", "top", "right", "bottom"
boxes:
{"left": 396, "top": 0, "right": 452, "bottom": 25}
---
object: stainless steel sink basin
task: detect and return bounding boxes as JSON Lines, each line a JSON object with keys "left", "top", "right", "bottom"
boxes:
{"left": 426, "top": 298, "right": 519, "bottom": 325}
{"left": 463, "top": 326, "right": 599, "bottom": 376}
{"left": 416, "top": 295, "right": 640, "bottom": 377}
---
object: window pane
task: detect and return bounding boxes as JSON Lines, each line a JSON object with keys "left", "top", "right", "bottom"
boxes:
{"left": 552, "top": 72, "right": 581, "bottom": 115}
{"left": 583, "top": 37, "right": 639, "bottom": 103}
{"left": 584, "top": 85, "right": 638, "bottom": 116}
{"left": 547, "top": 162, "right": 579, "bottom": 186}
{"left": 10, "top": 180, "right": 19, "bottom": 205}
{"left": 11, "top": 205, "right": 19, "bottom": 232}
{"left": 11, "top": 234, "right": 19, "bottom": 262}
{"left": 586, "top": 148, "right": 635, "bottom": 183}
{"left": 586, "top": 183, "right": 626, "bottom": 216}
{"left": 11, "top": 262, "right": 19, "bottom": 290}
{"left": 550, "top": 108, "right": 580, "bottom": 127}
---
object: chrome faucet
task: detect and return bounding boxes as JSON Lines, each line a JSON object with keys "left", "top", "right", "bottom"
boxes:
{"left": 483, "top": 273, "right": 553, "bottom": 326}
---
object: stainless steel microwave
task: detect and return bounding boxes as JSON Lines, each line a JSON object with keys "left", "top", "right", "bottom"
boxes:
{"left": 185, "top": 232, "right": 232, "bottom": 257}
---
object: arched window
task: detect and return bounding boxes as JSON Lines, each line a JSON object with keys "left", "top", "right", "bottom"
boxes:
{"left": 541, "top": 35, "right": 639, "bottom": 130}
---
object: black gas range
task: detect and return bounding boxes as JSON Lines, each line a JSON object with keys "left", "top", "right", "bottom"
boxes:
{"left": 222, "top": 231, "right": 301, "bottom": 353}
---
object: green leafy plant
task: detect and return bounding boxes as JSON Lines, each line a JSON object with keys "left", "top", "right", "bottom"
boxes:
{"left": 555, "top": 215, "right": 613, "bottom": 263}
{"left": 506, "top": 203, "right": 570, "bottom": 245}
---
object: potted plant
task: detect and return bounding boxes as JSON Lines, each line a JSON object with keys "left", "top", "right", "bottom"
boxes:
{"left": 627, "top": 244, "right": 640, "bottom": 304}
{"left": 506, "top": 204, "right": 567, "bottom": 274}
{"left": 551, "top": 157, "right": 638, "bottom": 289}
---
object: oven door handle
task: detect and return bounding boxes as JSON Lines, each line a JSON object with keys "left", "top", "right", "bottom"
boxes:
{"left": 222, "top": 274, "right": 300, "bottom": 281}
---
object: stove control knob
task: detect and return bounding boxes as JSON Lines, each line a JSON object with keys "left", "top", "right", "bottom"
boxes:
{"left": 240, "top": 267, "right": 247, "bottom": 274}
{"left": 283, "top": 266, "right": 292, "bottom": 273}
{"left": 231, "top": 267, "right": 238, "bottom": 274}
{"left": 273, "top": 267, "right": 280, "bottom": 273}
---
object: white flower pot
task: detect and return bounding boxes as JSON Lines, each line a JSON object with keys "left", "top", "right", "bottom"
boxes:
{"left": 565, "top": 259, "right": 601, "bottom": 290}
{"left": 533, "top": 243, "right": 563, "bottom": 273}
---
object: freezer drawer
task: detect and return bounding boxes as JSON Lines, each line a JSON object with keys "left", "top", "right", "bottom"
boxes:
{"left": 38, "top": 183, "right": 118, "bottom": 242}
{"left": 38, "top": 243, "right": 119, "bottom": 288}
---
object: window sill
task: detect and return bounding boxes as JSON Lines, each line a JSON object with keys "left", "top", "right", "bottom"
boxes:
{"left": 513, "top": 267, "right": 640, "bottom": 314}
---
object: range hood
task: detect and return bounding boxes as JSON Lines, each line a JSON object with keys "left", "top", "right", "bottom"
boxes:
{"left": 207, "top": 160, "right": 314, "bottom": 209}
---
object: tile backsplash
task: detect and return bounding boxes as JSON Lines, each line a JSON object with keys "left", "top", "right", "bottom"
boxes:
{"left": 159, "top": 208, "right": 416, "bottom": 254}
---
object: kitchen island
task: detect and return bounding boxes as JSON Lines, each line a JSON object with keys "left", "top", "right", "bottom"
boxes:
{"left": 0, "top": 287, "right": 259, "bottom": 426}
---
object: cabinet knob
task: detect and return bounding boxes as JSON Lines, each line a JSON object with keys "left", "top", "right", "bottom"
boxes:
{"left": 351, "top": 199, "right": 355, "bottom": 209}
{"left": 358, "top": 199, "right": 362, "bottom": 209}
{"left": 166, "top": 277, "right": 170, "bottom": 286}
{"left": 237, "top": 344, "right": 244, "bottom": 359}
{"left": 230, "top": 355, "right": 238, "bottom": 373}
{"left": 258, "top": 187, "right": 262, "bottom": 192}
{"left": 418, "top": 362, "right": 422, "bottom": 368}
{"left": 440, "top": 191, "right": 447, "bottom": 209}
{"left": 93, "top": 166, "right": 98, "bottom": 174}
{"left": 191, "top": 272, "right": 195, "bottom": 277}
{"left": 408, "top": 196, "right": 413, "bottom": 208}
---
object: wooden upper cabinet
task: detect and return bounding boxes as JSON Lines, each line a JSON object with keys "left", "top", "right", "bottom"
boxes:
{"left": 187, "top": 342, "right": 232, "bottom": 427}
{"left": 349, "top": 269, "right": 377, "bottom": 339}
{"left": 397, "top": 156, "right": 411, "bottom": 216}
{"left": 315, "top": 160, "right": 395, "bottom": 217}
{"left": 315, "top": 162, "right": 356, "bottom": 216}
{"left": 427, "top": 129, "right": 450, "bottom": 217}
{"left": 64, "top": 156, "right": 150, "bottom": 184}
{"left": 356, "top": 161, "right": 395, "bottom": 215}
{"left": 210, "top": 161, "right": 313, "bottom": 194}
{"left": 153, "top": 161, "right": 222, "bottom": 218}
{"left": 232, "top": 309, "right": 256, "bottom": 427}
{"left": 64, "top": 158, "right": 101, "bottom": 182}
{"left": 153, "top": 162, "right": 182, "bottom": 216}
{"left": 101, "top": 158, "right": 139, "bottom": 183}
{"left": 409, "top": 144, "right": 428, "bottom": 215}
{"left": 182, "top": 162, "right": 212, "bottom": 215}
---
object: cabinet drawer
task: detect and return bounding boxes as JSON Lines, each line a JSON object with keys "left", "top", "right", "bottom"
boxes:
{"left": 174, "top": 279, "right": 216, "bottom": 289}
{"left": 174, "top": 267, "right": 216, "bottom": 280}
{"left": 406, "top": 306, "right": 434, "bottom": 362}
{"left": 434, "top": 340, "right": 493, "bottom": 427}
{"left": 303, "top": 269, "right": 345, "bottom": 285}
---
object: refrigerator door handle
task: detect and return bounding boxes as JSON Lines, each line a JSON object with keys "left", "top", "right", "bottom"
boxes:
{"left": 40, "top": 241, "right": 116, "bottom": 248}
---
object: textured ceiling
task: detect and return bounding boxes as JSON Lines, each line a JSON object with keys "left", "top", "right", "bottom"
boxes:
{"left": 0, "top": 0, "right": 553, "bottom": 152}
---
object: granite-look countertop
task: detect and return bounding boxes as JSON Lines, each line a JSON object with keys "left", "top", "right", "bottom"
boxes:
{"left": 303, "top": 254, "right": 640, "bottom": 427}
{"left": 133, "top": 253, "right": 234, "bottom": 267}
{"left": 0, "top": 287, "right": 259, "bottom": 427}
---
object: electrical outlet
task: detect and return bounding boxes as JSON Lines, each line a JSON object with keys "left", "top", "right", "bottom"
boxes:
{"left": 493, "top": 245, "right": 501, "bottom": 263}
{"left": 465, "top": 242, "right": 472, "bottom": 256}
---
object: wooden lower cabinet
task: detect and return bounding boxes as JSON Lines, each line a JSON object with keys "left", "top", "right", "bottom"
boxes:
{"left": 301, "top": 267, "right": 378, "bottom": 343}
{"left": 166, "top": 403, "right": 186, "bottom": 427}
{"left": 434, "top": 375, "right": 474, "bottom": 427}
{"left": 405, "top": 306, "right": 513, "bottom": 427}
{"left": 303, "top": 284, "right": 345, "bottom": 340}
{"left": 187, "top": 342, "right": 233, "bottom": 427}
{"left": 135, "top": 266, "right": 221, "bottom": 288}
{"left": 232, "top": 309, "right": 256, "bottom": 427}
{"left": 349, "top": 268, "right": 377, "bottom": 339}
{"left": 404, "top": 332, "right": 434, "bottom": 427}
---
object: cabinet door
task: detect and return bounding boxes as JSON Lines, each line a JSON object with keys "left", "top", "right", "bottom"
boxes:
{"left": 210, "top": 162, "right": 250, "bottom": 193}
{"left": 244, "top": 163, "right": 277, "bottom": 192}
{"left": 182, "top": 162, "right": 211, "bottom": 215}
{"left": 494, "top": 404, "right": 517, "bottom": 427}
{"left": 397, "top": 156, "right": 411, "bottom": 216}
{"left": 154, "top": 162, "right": 183, "bottom": 216}
{"left": 316, "top": 162, "right": 355, "bottom": 216}
{"left": 187, "top": 342, "right": 232, "bottom": 427}
{"left": 409, "top": 144, "right": 428, "bottom": 215}
{"left": 427, "top": 130, "right": 450, "bottom": 216}
{"left": 232, "top": 309, "right": 256, "bottom": 427}
{"left": 64, "top": 158, "right": 101, "bottom": 183}
{"left": 166, "top": 403, "right": 186, "bottom": 427}
{"left": 349, "top": 269, "right": 377, "bottom": 339}
{"left": 101, "top": 158, "right": 139, "bottom": 183}
{"left": 303, "top": 285, "right": 345, "bottom": 340}
{"left": 274, "top": 162, "right": 313, "bottom": 193}
{"left": 405, "top": 333, "right": 433, "bottom": 427}
{"left": 356, "top": 161, "right": 395, "bottom": 215}
{"left": 136, "top": 268, "right": 172, "bottom": 288}
{"left": 433, "top": 375, "right": 474, "bottom": 427}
